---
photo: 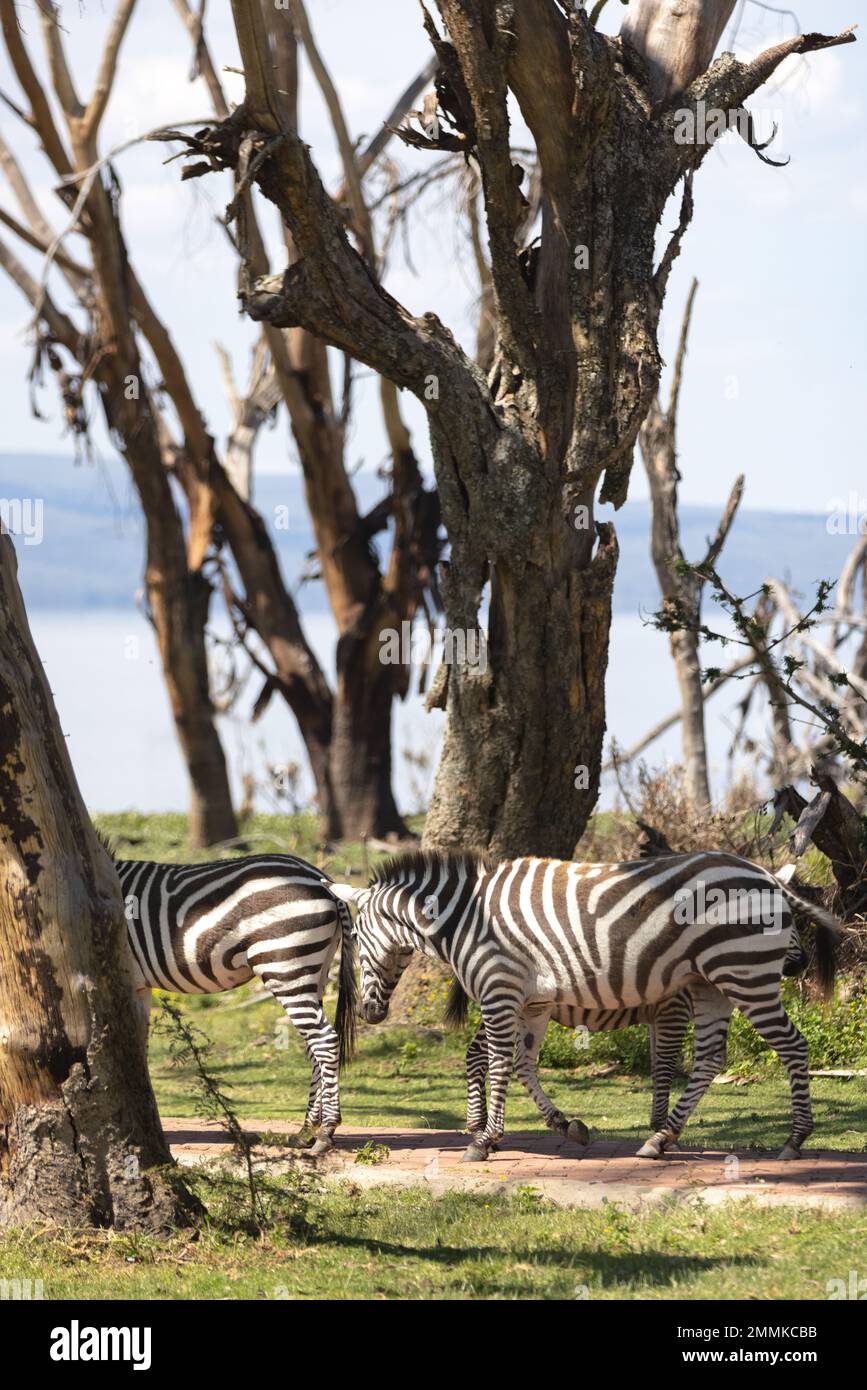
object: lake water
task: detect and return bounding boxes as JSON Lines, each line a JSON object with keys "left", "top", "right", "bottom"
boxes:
{"left": 9, "top": 452, "right": 850, "bottom": 820}
{"left": 29, "top": 606, "right": 763, "bottom": 820}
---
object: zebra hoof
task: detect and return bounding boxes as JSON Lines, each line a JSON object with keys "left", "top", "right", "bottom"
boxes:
{"left": 294, "top": 1127, "right": 317, "bottom": 1149}
{"left": 777, "top": 1143, "right": 803, "bottom": 1161}
{"left": 636, "top": 1131, "right": 672, "bottom": 1160}
{"left": 469, "top": 1130, "right": 498, "bottom": 1152}
{"left": 567, "top": 1120, "right": 590, "bottom": 1146}
{"left": 309, "top": 1136, "right": 335, "bottom": 1158}
{"left": 461, "top": 1141, "right": 489, "bottom": 1163}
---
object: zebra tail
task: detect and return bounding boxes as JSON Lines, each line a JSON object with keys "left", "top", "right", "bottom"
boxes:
{"left": 334, "top": 897, "right": 358, "bottom": 1069}
{"left": 443, "top": 977, "right": 469, "bottom": 1030}
{"left": 776, "top": 868, "right": 842, "bottom": 1002}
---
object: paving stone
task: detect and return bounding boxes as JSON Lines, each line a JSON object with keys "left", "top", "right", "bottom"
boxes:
{"left": 163, "top": 1118, "right": 867, "bottom": 1210}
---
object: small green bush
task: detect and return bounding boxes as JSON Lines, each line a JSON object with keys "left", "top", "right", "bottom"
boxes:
{"left": 722, "top": 982, "right": 867, "bottom": 1076}
{"left": 538, "top": 979, "right": 866, "bottom": 1078}
{"left": 539, "top": 1022, "right": 653, "bottom": 1073}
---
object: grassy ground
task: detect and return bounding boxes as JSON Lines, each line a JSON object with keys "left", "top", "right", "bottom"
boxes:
{"left": 3, "top": 810, "right": 857, "bottom": 1301}
{"left": 2, "top": 1182, "right": 865, "bottom": 1300}
{"left": 148, "top": 988, "right": 867, "bottom": 1154}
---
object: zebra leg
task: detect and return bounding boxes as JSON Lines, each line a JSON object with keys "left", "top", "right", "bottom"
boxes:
{"left": 465, "top": 1022, "right": 489, "bottom": 1142}
{"left": 637, "top": 985, "right": 732, "bottom": 1159}
{"left": 295, "top": 1056, "right": 322, "bottom": 1149}
{"left": 461, "top": 1004, "right": 518, "bottom": 1162}
{"left": 262, "top": 976, "right": 342, "bottom": 1155}
{"left": 730, "top": 994, "right": 813, "bottom": 1158}
{"left": 648, "top": 994, "right": 693, "bottom": 1133}
{"left": 514, "top": 1012, "right": 589, "bottom": 1146}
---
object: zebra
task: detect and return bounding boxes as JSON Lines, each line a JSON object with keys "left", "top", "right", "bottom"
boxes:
{"left": 442, "top": 881, "right": 811, "bottom": 1150}
{"left": 331, "top": 849, "right": 839, "bottom": 1162}
{"left": 443, "top": 986, "right": 692, "bottom": 1150}
{"left": 114, "top": 850, "right": 356, "bottom": 1155}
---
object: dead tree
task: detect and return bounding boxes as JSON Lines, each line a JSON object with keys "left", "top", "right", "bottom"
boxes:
{"left": 164, "top": 1, "right": 853, "bottom": 858}
{"left": 640, "top": 278, "right": 743, "bottom": 807}
{"left": 0, "top": 0, "right": 440, "bottom": 843}
{"left": 168, "top": 0, "right": 442, "bottom": 840}
{"left": 612, "top": 539, "right": 867, "bottom": 788}
{"left": 0, "top": 0, "right": 236, "bottom": 848}
{"left": 0, "top": 535, "right": 190, "bottom": 1228}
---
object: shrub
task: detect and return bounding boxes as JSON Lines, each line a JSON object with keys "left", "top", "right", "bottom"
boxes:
{"left": 538, "top": 979, "right": 866, "bottom": 1078}
{"left": 539, "top": 1021, "right": 653, "bottom": 1073}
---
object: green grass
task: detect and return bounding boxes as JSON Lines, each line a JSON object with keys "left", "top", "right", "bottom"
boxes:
{"left": 1, "top": 1181, "right": 864, "bottom": 1300}
{"left": 146, "top": 988, "right": 867, "bottom": 1154}
{"left": 94, "top": 809, "right": 422, "bottom": 880}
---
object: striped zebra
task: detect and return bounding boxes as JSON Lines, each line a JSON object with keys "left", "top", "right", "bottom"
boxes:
{"left": 444, "top": 987, "right": 692, "bottom": 1149}
{"left": 443, "top": 891, "right": 810, "bottom": 1148}
{"left": 331, "top": 850, "right": 839, "bottom": 1162}
{"left": 115, "top": 851, "right": 356, "bottom": 1155}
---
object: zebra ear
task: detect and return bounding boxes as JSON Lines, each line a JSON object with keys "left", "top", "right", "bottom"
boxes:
{"left": 329, "top": 881, "right": 362, "bottom": 904}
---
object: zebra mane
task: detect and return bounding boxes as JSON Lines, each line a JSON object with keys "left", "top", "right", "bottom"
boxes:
{"left": 370, "top": 848, "right": 492, "bottom": 886}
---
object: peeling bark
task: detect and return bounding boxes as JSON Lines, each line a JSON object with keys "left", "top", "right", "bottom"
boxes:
{"left": 0, "top": 535, "right": 191, "bottom": 1229}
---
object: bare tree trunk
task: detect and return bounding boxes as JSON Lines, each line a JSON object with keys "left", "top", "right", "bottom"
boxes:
{"left": 422, "top": 520, "right": 619, "bottom": 856}
{"left": 621, "top": 0, "right": 738, "bottom": 106}
{"left": 0, "top": 2, "right": 237, "bottom": 849}
{"left": 0, "top": 535, "right": 190, "bottom": 1229}
{"left": 90, "top": 259, "right": 237, "bottom": 850}
{"left": 639, "top": 280, "right": 742, "bottom": 809}
{"left": 330, "top": 634, "right": 408, "bottom": 841}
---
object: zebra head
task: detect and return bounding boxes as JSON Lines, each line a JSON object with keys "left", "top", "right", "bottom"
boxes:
{"left": 330, "top": 880, "right": 414, "bottom": 1024}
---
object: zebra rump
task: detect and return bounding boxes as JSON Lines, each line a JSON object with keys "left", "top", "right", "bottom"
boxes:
{"left": 95, "top": 829, "right": 357, "bottom": 1150}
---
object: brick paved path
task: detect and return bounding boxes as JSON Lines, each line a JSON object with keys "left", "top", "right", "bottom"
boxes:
{"left": 164, "top": 1118, "right": 867, "bottom": 1210}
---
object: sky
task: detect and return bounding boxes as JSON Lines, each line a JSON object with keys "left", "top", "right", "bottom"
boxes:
{"left": 0, "top": 0, "right": 864, "bottom": 520}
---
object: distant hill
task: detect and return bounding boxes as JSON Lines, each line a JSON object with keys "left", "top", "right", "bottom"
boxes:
{"left": 1, "top": 451, "right": 852, "bottom": 616}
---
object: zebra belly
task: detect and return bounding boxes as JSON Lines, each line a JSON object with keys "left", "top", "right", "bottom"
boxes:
{"left": 133, "top": 956, "right": 255, "bottom": 994}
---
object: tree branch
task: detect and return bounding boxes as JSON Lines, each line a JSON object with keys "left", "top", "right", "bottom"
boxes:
{"left": 170, "top": 0, "right": 230, "bottom": 118}
{"left": 667, "top": 274, "right": 698, "bottom": 422}
{"left": 81, "top": 0, "right": 138, "bottom": 144}
{"left": 355, "top": 58, "right": 438, "bottom": 180}
{"left": 666, "top": 25, "right": 858, "bottom": 176}
{"left": 0, "top": 0, "right": 72, "bottom": 175}
{"left": 289, "top": 0, "right": 373, "bottom": 261}
{"left": 36, "top": 0, "right": 84, "bottom": 121}
{"left": 433, "top": 0, "right": 540, "bottom": 375}
{"left": 0, "top": 227, "right": 82, "bottom": 353}
{"left": 506, "top": 0, "right": 575, "bottom": 207}
{"left": 699, "top": 473, "right": 744, "bottom": 575}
